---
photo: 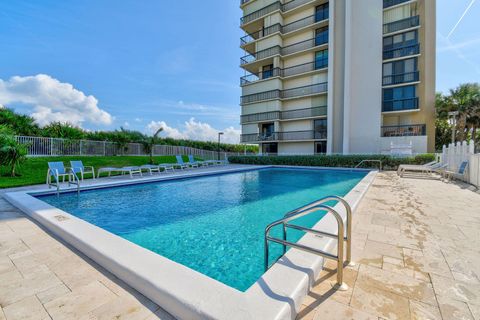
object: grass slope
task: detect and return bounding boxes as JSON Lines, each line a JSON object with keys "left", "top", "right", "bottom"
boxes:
{"left": 0, "top": 156, "right": 181, "bottom": 188}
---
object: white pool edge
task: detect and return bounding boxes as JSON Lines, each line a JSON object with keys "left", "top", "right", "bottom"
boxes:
{"left": 3, "top": 166, "right": 377, "bottom": 320}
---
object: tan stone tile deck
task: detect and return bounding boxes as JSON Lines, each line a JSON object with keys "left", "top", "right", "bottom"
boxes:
{"left": 1, "top": 171, "right": 479, "bottom": 319}
{"left": 297, "top": 172, "right": 480, "bottom": 320}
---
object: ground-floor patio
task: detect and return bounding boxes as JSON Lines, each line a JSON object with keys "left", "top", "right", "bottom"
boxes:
{"left": 0, "top": 170, "right": 479, "bottom": 319}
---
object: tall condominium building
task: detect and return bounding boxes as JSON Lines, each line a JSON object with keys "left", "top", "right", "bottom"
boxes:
{"left": 239, "top": 0, "right": 436, "bottom": 154}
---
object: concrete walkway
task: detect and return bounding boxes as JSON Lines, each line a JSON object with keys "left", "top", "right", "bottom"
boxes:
{"left": 1, "top": 171, "right": 479, "bottom": 319}
{"left": 297, "top": 172, "right": 480, "bottom": 320}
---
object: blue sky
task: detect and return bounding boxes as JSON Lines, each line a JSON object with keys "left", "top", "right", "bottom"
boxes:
{"left": 0, "top": 0, "right": 479, "bottom": 143}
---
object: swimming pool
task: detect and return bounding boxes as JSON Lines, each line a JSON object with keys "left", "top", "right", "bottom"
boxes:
{"left": 37, "top": 167, "right": 366, "bottom": 291}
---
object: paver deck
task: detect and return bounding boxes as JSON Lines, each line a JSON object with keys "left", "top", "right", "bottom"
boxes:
{"left": 0, "top": 170, "right": 479, "bottom": 319}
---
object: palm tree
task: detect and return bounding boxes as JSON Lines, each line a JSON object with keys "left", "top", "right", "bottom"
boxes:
{"left": 143, "top": 127, "right": 164, "bottom": 164}
{"left": 0, "top": 134, "right": 28, "bottom": 177}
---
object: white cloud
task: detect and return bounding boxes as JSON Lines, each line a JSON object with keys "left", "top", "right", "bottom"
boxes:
{"left": 0, "top": 74, "right": 113, "bottom": 127}
{"left": 134, "top": 117, "right": 142, "bottom": 122}
{"left": 146, "top": 118, "right": 240, "bottom": 144}
{"left": 123, "top": 121, "right": 130, "bottom": 127}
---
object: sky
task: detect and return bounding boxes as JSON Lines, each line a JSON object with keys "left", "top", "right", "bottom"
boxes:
{"left": 0, "top": 0, "right": 479, "bottom": 143}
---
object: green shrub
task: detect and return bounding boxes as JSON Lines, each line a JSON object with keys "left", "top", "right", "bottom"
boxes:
{"left": 227, "top": 154, "right": 436, "bottom": 170}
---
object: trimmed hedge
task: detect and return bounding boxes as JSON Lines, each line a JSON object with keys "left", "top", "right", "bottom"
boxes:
{"left": 228, "top": 154, "right": 436, "bottom": 170}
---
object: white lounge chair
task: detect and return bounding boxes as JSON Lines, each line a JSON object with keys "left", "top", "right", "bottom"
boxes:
{"left": 97, "top": 166, "right": 142, "bottom": 178}
{"left": 140, "top": 164, "right": 161, "bottom": 175}
{"left": 158, "top": 163, "right": 175, "bottom": 173}
{"left": 397, "top": 161, "right": 444, "bottom": 177}
{"left": 70, "top": 160, "right": 95, "bottom": 181}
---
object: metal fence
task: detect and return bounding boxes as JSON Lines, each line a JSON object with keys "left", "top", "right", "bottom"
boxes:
{"left": 14, "top": 135, "right": 235, "bottom": 160}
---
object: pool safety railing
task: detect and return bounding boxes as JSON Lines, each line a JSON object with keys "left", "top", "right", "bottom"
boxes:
{"left": 47, "top": 168, "right": 81, "bottom": 195}
{"left": 355, "top": 160, "right": 382, "bottom": 170}
{"left": 264, "top": 196, "right": 353, "bottom": 290}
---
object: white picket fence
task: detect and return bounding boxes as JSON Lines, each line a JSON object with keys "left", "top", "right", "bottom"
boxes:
{"left": 441, "top": 140, "right": 480, "bottom": 187}
{"left": 14, "top": 135, "right": 235, "bottom": 161}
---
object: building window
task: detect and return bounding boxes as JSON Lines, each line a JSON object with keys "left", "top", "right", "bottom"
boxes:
{"left": 262, "top": 64, "right": 274, "bottom": 79}
{"left": 383, "top": 85, "right": 418, "bottom": 111}
{"left": 383, "top": 58, "right": 418, "bottom": 85}
{"left": 314, "top": 119, "right": 327, "bottom": 139}
{"left": 315, "top": 49, "right": 328, "bottom": 69}
{"left": 262, "top": 143, "right": 278, "bottom": 154}
{"left": 315, "top": 3, "right": 329, "bottom": 22}
{"left": 315, "top": 27, "right": 329, "bottom": 46}
{"left": 383, "top": 2, "right": 418, "bottom": 24}
{"left": 383, "top": 30, "right": 418, "bottom": 50}
{"left": 315, "top": 141, "right": 327, "bottom": 154}
{"left": 260, "top": 123, "right": 275, "bottom": 139}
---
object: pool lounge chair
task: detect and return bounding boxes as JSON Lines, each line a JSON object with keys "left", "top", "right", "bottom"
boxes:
{"left": 397, "top": 161, "right": 445, "bottom": 177}
{"left": 188, "top": 155, "right": 204, "bottom": 167}
{"left": 97, "top": 166, "right": 142, "bottom": 178}
{"left": 175, "top": 155, "right": 190, "bottom": 170}
{"left": 70, "top": 160, "right": 95, "bottom": 181}
{"left": 47, "top": 162, "right": 79, "bottom": 190}
{"left": 443, "top": 161, "right": 468, "bottom": 181}
{"left": 157, "top": 163, "right": 175, "bottom": 173}
{"left": 140, "top": 164, "right": 161, "bottom": 175}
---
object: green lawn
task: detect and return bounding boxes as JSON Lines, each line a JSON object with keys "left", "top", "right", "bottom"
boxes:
{"left": 0, "top": 156, "right": 183, "bottom": 189}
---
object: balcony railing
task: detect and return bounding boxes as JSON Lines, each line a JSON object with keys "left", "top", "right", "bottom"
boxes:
{"left": 282, "top": 33, "right": 328, "bottom": 55}
{"left": 383, "top": 16, "right": 420, "bottom": 34}
{"left": 240, "top": 129, "right": 327, "bottom": 143}
{"left": 241, "top": 0, "right": 320, "bottom": 26}
{"left": 240, "top": 10, "right": 329, "bottom": 46}
{"left": 241, "top": 90, "right": 281, "bottom": 104}
{"left": 282, "top": 82, "right": 328, "bottom": 99}
{"left": 241, "top": 82, "right": 328, "bottom": 104}
{"left": 241, "top": 106, "right": 327, "bottom": 124}
{"left": 383, "top": 43, "right": 420, "bottom": 60}
{"left": 240, "top": 32, "right": 328, "bottom": 65}
{"left": 382, "top": 97, "right": 419, "bottom": 112}
{"left": 282, "top": 106, "right": 327, "bottom": 120}
{"left": 241, "top": 0, "right": 253, "bottom": 5}
{"left": 383, "top": 0, "right": 411, "bottom": 8}
{"left": 381, "top": 124, "right": 426, "bottom": 137}
{"left": 383, "top": 71, "right": 419, "bottom": 86}
{"left": 241, "top": 24, "right": 282, "bottom": 46}
{"left": 240, "top": 46, "right": 281, "bottom": 65}
{"left": 241, "top": 2, "right": 282, "bottom": 25}
{"left": 240, "top": 60, "right": 328, "bottom": 85}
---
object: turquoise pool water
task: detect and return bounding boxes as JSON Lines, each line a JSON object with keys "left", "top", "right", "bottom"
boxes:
{"left": 38, "top": 168, "right": 366, "bottom": 291}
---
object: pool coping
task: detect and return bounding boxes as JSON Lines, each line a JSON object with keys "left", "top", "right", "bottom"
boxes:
{"left": 3, "top": 165, "right": 377, "bottom": 320}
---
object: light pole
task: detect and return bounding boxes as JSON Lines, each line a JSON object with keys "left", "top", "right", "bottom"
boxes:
{"left": 448, "top": 111, "right": 459, "bottom": 144}
{"left": 217, "top": 132, "right": 224, "bottom": 161}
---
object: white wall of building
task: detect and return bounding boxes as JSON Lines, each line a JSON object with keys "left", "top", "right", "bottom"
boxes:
{"left": 342, "top": 0, "right": 383, "bottom": 154}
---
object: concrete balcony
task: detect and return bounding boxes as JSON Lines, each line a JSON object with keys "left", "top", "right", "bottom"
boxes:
{"left": 240, "top": 129, "right": 327, "bottom": 143}
{"left": 383, "top": 43, "right": 420, "bottom": 60}
{"left": 381, "top": 124, "right": 426, "bottom": 137}
{"left": 383, "top": 0, "right": 412, "bottom": 9}
{"left": 240, "top": 82, "right": 328, "bottom": 105}
{"left": 240, "top": 31, "right": 328, "bottom": 70}
{"left": 240, "top": 8, "right": 328, "bottom": 48}
{"left": 241, "top": 106, "right": 327, "bottom": 124}
{"left": 382, "top": 71, "right": 419, "bottom": 86}
{"left": 240, "top": 59, "right": 328, "bottom": 86}
{"left": 382, "top": 97, "right": 419, "bottom": 112}
{"left": 240, "top": 0, "right": 319, "bottom": 27}
{"left": 383, "top": 16, "right": 419, "bottom": 34}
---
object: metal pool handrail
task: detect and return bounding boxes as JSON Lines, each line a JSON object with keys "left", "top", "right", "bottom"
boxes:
{"left": 264, "top": 196, "right": 353, "bottom": 290}
{"left": 355, "top": 159, "right": 382, "bottom": 170}
{"left": 283, "top": 195, "right": 353, "bottom": 263}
